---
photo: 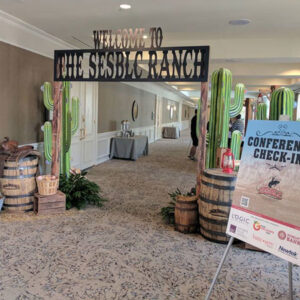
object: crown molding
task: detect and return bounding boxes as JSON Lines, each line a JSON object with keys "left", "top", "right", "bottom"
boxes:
{"left": 0, "top": 9, "right": 75, "bottom": 58}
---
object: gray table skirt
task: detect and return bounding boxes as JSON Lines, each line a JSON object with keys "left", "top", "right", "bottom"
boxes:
{"left": 162, "top": 127, "right": 180, "bottom": 139}
{"left": 110, "top": 136, "right": 149, "bottom": 161}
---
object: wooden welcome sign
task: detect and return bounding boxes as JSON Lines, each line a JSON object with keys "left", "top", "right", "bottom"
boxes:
{"left": 53, "top": 27, "right": 210, "bottom": 82}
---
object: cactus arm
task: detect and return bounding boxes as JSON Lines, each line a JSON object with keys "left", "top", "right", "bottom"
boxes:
{"left": 220, "top": 68, "right": 232, "bottom": 148}
{"left": 71, "top": 97, "right": 80, "bottom": 135}
{"left": 229, "top": 83, "right": 245, "bottom": 118}
{"left": 257, "top": 103, "right": 267, "bottom": 120}
{"left": 44, "top": 121, "right": 52, "bottom": 162}
{"left": 65, "top": 111, "right": 72, "bottom": 153}
{"left": 43, "top": 82, "right": 54, "bottom": 111}
{"left": 270, "top": 87, "right": 294, "bottom": 120}
{"left": 230, "top": 130, "right": 242, "bottom": 160}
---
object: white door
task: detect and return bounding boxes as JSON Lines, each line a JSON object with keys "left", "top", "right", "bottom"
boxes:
{"left": 70, "top": 82, "right": 98, "bottom": 170}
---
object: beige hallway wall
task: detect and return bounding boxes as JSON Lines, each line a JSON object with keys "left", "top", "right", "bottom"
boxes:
{"left": 0, "top": 41, "right": 53, "bottom": 144}
{"left": 98, "top": 82, "right": 156, "bottom": 133}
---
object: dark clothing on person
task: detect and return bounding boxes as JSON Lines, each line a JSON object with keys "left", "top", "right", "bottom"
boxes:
{"left": 191, "top": 115, "right": 198, "bottom": 146}
{"left": 231, "top": 119, "right": 245, "bottom": 136}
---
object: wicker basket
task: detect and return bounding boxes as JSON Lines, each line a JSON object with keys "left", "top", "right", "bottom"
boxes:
{"left": 36, "top": 175, "right": 59, "bottom": 196}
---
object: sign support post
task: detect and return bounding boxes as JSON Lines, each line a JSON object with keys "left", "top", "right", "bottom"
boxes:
{"left": 205, "top": 237, "right": 295, "bottom": 300}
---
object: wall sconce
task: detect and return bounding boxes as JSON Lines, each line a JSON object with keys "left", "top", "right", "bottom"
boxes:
{"left": 167, "top": 104, "right": 171, "bottom": 110}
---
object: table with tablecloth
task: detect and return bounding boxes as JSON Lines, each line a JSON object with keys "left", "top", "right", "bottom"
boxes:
{"left": 162, "top": 127, "right": 180, "bottom": 139}
{"left": 110, "top": 136, "right": 149, "bottom": 160}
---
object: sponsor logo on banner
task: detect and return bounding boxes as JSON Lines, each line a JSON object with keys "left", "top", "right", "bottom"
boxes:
{"left": 229, "top": 224, "right": 237, "bottom": 233}
{"left": 287, "top": 234, "right": 300, "bottom": 245}
{"left": 277, "top": 231, "right": 300, "bottom": 245}
{"left": 278, "top": 230, "right": 286, "bottom": 240}
{"left": 253, "top": 221, "right": 261, "bottom": 231}
{"left": 253, "top": 234, "right": 274, "bottom": 249}
{"left": 278, "top": 246, "right": 297, "bottom": 258}
{"left": 231, "top": 214, "right": 250, "bottom": 225}
{"left": 253, "top": 221, "right": 274, "bottom": 235}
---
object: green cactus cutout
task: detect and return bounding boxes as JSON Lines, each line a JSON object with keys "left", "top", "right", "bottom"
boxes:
{"left": 230, "top": 83, "right": 245, "bottom": 118}
{"left": 43, "top": 82, "right": 54, "bottom": 111}
{"left": 44, "top": 121, "right": 52, "bottom": 162}
{"left": 42, "top": 81, "right": 79, "bottom": 176}
{"left": 270, "top": 87, "right": 294, "bottom": 120}
{"left": 207, "top": 68, "right": 245, "bottom": 168}
{"left": 257, "top": 103, "right": 268, "bottom": 120}
{"left": 230, "top": 130, "right": 242, "bottom": 161}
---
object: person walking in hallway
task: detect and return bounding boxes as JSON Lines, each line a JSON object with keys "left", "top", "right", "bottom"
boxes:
{"left": 189, "top": 109, "right": 198, "bottom": 160}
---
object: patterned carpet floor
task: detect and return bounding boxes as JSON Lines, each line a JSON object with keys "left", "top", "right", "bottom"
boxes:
{"left": 0, "top": 131, "right": 299, "bottom": 299}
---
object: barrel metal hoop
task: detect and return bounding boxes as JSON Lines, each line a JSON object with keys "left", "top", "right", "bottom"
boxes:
{"left": 4, "top": 164, "right": 38, "bottom": 170}
{"left": 175, "top": 207, "right": 197, "bottom": 212}
{"left": 5, "top": 193, "right": 35, "bottom": 199}
{"left": 199, "top": 195, "right": 232, "bottom": 207}
{"left": 199, "top": 212, "right": 229, "bottom": 225}
{"left": 203, "top": 170, "right": 237, "bottom": 182}
{"left": 199, "top": 231, "right": 229, "bottom": 244}
{"left": 3, "top": 174, "right": 35, "bottom": 179}
{"left": 4, "top": 202, "right": 33, "bottom": 207}
{"left": 201, "top": 180, "right": 235, "bottom": 191}
{"left": 175, "top": 223, "right": 198, "bottom": 227}
{"left": 199, "top": 225, "right": 228, "bottom": 237}
{"left": 7, "top": 156, "right": 37, "bottom": 163}
{"left": 176, "top": 199, "right": 198, "bottom": 205}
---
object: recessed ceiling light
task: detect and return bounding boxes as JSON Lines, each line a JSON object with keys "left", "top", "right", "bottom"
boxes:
{"left": 120, "top": 4, "right": 131, "bottom": 10}
{"left": 229, "top": 19, "right": 251, "bottom": 26}
{"left": 143, "top": 35, "right": 148, "bottom": 39}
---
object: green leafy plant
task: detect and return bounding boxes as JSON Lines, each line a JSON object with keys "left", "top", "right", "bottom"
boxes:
{"left": 160, "top": 187, "right": 196, "bottom": 224}
{"left": 59, "top": 171, "right": 107, "bottom": 210}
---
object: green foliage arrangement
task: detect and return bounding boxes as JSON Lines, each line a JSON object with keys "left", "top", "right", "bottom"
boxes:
{"left": 160, "top": 187, "right": 196, "bottom": 224}
{"left": 59, "top": 171, "right": 107, "bottom": 210}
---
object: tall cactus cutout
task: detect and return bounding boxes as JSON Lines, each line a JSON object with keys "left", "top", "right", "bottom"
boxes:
{"left": 42, "top": 81, "right": 79, "bottom": 176}
{"left": 270, "top": 87, "right": 294, "bottom": 120}
{"left": 230, "top": 130, "right": 242, "bottom": 160}
{"left": 207, "top": 68, "right": 245, "bottom": 168}
{"left": 257, "top": 103, "right": 267, "bottom": 120}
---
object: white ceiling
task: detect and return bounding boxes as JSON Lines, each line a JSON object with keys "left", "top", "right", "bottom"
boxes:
{"left": 1, "top": 0, "right": 300, "bottom": 103}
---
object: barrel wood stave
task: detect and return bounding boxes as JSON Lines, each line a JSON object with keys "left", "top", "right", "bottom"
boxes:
{"left": 199, "top": 168, "right": 237, "bottom": 243}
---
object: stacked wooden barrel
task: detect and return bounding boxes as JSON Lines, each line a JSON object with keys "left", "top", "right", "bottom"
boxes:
{"left": 198, "top": 168, "right": 237, "bottom": 243}
{"left": 175, "top": 194, "right": 198, "bottom": 233}
{"left": 0, "top": 154, "right": 39, "bottom": 213}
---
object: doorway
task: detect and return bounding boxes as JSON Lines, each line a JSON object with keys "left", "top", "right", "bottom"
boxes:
{"left": 70, "top": 82, "right": 98, "bottom": 170}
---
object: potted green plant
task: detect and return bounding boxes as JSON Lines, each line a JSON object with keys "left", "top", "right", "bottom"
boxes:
{"left": 59, "top": 169, "right": 107, "bottom": 210}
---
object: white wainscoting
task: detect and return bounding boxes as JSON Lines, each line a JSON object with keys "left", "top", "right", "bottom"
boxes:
{"left": 24, "top": 121, "right": 188, "bottom": 171}
{"left": 181, "top": 120, "right": 190, "bottom": 131}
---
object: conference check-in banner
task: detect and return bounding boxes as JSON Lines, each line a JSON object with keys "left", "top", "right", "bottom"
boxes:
{"left": 226, "top": 121, "right": 300, "bottom": 266}
{"left": 53, "top": 46, "right": 209, "bottom": 82}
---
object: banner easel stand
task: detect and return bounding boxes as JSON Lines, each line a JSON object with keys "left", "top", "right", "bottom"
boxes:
{"left": 205, "top": 237, "right": 295, "bottom": 300}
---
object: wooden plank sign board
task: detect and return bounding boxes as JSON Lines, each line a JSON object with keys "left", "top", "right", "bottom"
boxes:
{"left": 226, "top": 121, "right": 300, "bottom": 266}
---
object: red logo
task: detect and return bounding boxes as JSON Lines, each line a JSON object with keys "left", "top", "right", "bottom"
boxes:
{"left": 258, "top": 186, "right": 282, "bottom": 200}
{"left": 278, "top": 230, "right": 286, "bottom": 240}
{"left": 253, "top": 221, "right": 261, "bottom": 231}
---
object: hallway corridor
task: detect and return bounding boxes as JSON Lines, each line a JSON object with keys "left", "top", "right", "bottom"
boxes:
{"left": 0, "top": 131, "right": 299, "bottom": 299}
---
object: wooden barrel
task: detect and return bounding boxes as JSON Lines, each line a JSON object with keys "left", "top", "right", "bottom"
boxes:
{"left": 198, "top": 168, "right": 237, "bottom": 243}
{"left": 175, "top": 195, "right": 199, "bottom": 233}
{"left": 0, "top": 155, "right": 38, "bottom": 213}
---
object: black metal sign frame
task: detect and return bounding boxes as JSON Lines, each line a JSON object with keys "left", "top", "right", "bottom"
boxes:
{"left": 54, "top": 46, "right": 210, "bottom": 82}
